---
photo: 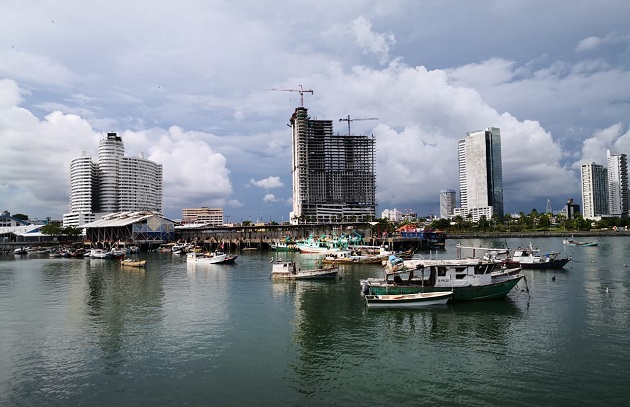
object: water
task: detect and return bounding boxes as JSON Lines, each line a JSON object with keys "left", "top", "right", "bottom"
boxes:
{"left": 1, "top": 237, "right": 628, "bottom": 406}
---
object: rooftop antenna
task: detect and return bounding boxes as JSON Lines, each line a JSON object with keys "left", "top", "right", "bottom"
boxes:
{"left": 271, "top": 85, "right": 313, "bottom": 107}
{"left": 339, "top": 115, "right": 379, "bottom": 136}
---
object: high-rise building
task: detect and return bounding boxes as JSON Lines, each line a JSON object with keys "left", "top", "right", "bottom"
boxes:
{"left": 289, "top": 107, "right": 376, "bottom": 224}
{"left": 454, "top": 127, "right": 504, "bottom": 222}
{"left": 439, "top": 189, "right": 456, "bottom": 219}
{"left": 607, "top": 150, "right": 628, "bottom": 218}
{"left": 581, "top": 162, "right": 608, "bottom": 219}
{"left": 63, "top": 133, "right": 163, "bottom": 227}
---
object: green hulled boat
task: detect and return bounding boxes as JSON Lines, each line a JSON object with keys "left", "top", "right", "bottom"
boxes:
{"left": 360, "top": 255, "right": 524, "bottom": 301}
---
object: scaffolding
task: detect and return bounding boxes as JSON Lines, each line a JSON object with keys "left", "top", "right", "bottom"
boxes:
{"left": 290, "top": 107, "right": 376, "bottom": 223}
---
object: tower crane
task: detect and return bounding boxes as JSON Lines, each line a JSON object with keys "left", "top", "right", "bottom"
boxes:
{"left": 271, "top": 85, "right": 314, "bottom": 107}
{"left": 339, "top": 115, "right": 379, "bottom": 136}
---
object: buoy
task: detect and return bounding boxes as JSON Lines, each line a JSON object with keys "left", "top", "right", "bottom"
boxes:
{"left": 606, "top": 287, "right": 609, "bottom": 293}
{"left": 552, "top": 275, "right": 556, "bottom": 281}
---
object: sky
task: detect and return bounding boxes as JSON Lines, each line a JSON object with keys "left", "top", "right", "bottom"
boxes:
{"left": 2, "top": 0, "right": 630, "bottom": 223}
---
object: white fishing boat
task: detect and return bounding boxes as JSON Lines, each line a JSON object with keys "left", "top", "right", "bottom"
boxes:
{"left": 506, "top": 243, "right": 572, "bottom": 269}
{"left": 88, "top": 249, "right": 114, "bottom": 259}
{"left": 271, "top": 258, "right": 338, "bottom": 280}
{"left": 365, "top": 291, "right": 453, "bottom": 309}
{"left": 186, "top": 251, "right": 237, "bottom": 264}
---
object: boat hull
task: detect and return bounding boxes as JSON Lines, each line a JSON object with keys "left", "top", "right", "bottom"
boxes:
{"left": 365, "top": 292, "right": 452, "bottom": 308}
{"left": 187, "top": 252, "right": 237, "bottom": 264}
{"left": 121, "top": 260, "right": 146, "bottom": 267}
{"left": 363, "top": 275, "right": 523, "bottom": 301}
{"left": 272, "top": 271, "right": 338, "bottom": 280}
{"left": 507, "top": 259, "right": 570, "bottom": 269}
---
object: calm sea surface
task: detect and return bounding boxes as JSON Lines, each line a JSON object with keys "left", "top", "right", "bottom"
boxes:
{"left": 1, "top": 237, "right": 629, "bottom": 406}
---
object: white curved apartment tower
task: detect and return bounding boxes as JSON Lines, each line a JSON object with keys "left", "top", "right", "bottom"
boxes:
{"left": 98, "top": 133, "right": 124, "bottom": 213}
{"left": 63, "top": 133, "right": 163, "bottom": 227}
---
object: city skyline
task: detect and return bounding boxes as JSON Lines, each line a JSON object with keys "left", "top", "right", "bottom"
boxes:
{"left": 2, "top": 2, "right": 630, "bottom": 222}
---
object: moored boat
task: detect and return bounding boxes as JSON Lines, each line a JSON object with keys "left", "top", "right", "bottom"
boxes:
{"left": 121, "top": 258, "right": 147, "bottom": 267}
{"left": 562, "top": 238, "right": 598, "bottom": 247}
{"left": 365, "top": 291, "right": 453, "bottom": 309}
{"left": 360, "top": 255, "right": 524, "bottom": 301}
{"left": 271, "top": 258, "right": 338, "bottom": 280}
{"left": 88, "top": 249, "right": 114, "bottom": 259}
{"left": 506, "top": 243, "right": 572, "bottom": 269}
{"left": 322, "top": 250, "right": 385, "bottom": 265}
{"left": 187, "top": 251, "right": 237, "bottom": 264}
{"left": 270, "top": 238, "right": 299, "bottom": 252}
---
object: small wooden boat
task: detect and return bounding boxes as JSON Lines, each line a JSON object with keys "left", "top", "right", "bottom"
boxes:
{"left": 121, "top": 258, "right": 147, "bottom": 267}
{"left": 365, "top": 291, "right": 453, "bottom": 309}
{"left": 271, "top": 258, "right": 338, "bottom": 280}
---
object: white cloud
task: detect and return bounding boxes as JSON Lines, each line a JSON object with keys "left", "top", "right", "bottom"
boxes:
{"left": 263, "top": 194, "right": 278, "bottom": 202}
{"left": 351, "top": 17, "right": 396, "bottom": 65}
{"left": 576, "top": 36, "right": 607, "bottom": 53}
{"left": 250, "top": 176, "right": 284, "bottom": 189}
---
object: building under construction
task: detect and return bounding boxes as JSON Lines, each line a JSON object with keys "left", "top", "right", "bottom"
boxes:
{"left": 289, "top": 106, "right": 376, "bottom": 224}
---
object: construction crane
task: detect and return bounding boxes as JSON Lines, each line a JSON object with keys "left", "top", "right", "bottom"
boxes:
{"left": 339, "top": 115, "right": 379, "bottom": 136}
{"left": 271, "top": 85, "right": 314, "bottom": 107}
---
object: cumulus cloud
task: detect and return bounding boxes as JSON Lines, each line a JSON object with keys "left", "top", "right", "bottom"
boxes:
{"left": 263, "top": 194, "right": 278, "bottom": 202}
{"left": 575, "top": 123, "right": 630, "bottom": 169}
{"left": 250, "top": 176, "right": 284, "bottom": 189}
{"left": 351, "top": 17, "right": 395, "bottom": 65}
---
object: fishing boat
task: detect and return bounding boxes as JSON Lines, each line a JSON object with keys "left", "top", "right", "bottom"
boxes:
{"left": 365, "top": 291, "right": 453, "bottom": 309}
{"left": 322, "top": 250, "right": 385, "bottom": 265}
{"left": 271, "top": 258, "right": 338, "bottom": 280}
{"left": 270, "top": 238, "right": 298, "bottom": 252}
{"left": 121, "top": 258, "right": 147, "bottom": 267}
{"left": 186, "top": 251, "right": 237, "bottom": 264}
{"left": 13, "top": 247, "right": 28, "bottom": 255}
{"left": 562, "top": 238, "right": 599, "bottom": 247}
{"left": 506, "top": 243, "right": 572, "bottom": 269}
{"left": 88, "top": 249, "right": 114, "bottom": 259}
{"left": 295, "top": 234, "right": 346, "bottom": 254}
{"left": 360, "top": 255, "right": 525, "bottom": 301}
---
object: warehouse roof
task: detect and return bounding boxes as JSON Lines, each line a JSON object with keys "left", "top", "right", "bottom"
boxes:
{"left": 81, "top": 211, "right": 174, "bottom": 228}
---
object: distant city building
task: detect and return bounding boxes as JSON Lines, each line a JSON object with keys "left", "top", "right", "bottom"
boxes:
{"left": 607, "top": 150, "right": 629, "bottom": 218}
{"left": 381, "top": 208, "right": 403, "bottom": 222}
{"left": 0, "top": 211, "right": 30, "bottom": 227}
{"left": 454, "top": 127, "right": 504, "bottom": 222}
{"left": 63, "top": 133, "right": 163, "bottom": 227}
{"left": 289, "top": 107, "right": 376, "bottom": 224}
{"left": 581, "top": 162, "right": 608, "bottom": 219}
{"left": 561, "top": 198, "right": 580, "bottom": 220}
{"left": 439, "top": 189, "right": 456, "bottom": 219}
{"left": 182, "top": 207, "right": 224, "bottom": 225}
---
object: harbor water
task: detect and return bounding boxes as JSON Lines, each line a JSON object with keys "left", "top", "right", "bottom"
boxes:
{"left": 1, "top": 237, "right": 628, "bottom": 406}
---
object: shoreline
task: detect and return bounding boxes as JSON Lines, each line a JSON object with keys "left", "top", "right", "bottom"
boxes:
{"left": 445, "top": 230, "right": 630, "bottom": 239}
